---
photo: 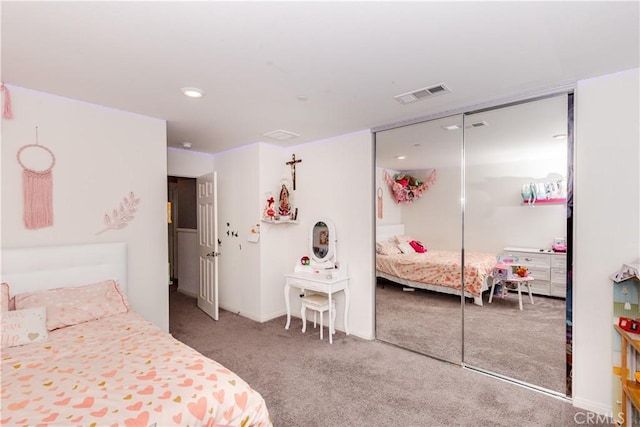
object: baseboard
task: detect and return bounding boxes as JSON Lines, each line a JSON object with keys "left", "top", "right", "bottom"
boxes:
{"left": 572, "top": 396, "right": 613, "bottom": 416}
{"left": 218, "top": 303, "right": 263, "bottom": 323}
{"left": 215, "top": 302, "right": 375, "bottom": 340}
{"left": 177, "top": 288, "right": 197, "bottom": 299}
{"left": 261, "top": 309, "right": 287, "bottom": 323}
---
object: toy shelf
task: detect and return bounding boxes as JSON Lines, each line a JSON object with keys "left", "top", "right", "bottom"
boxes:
{"left": 523, "top": 198, "right": 567, "bottom": 205}
{"left": 625, "top": 381, "right": 640, "bottom": 416}
{"left": 614, "top": 324, "right": 640, "bottom": 425}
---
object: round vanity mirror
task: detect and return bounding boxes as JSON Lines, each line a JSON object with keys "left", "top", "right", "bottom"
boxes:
{"left": 310, "top": 219, "right": 336, "bottom": 267}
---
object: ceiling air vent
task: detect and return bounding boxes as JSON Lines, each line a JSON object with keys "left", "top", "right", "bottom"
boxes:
{"left": 465, "top": 120, "right": 489, "bottom": 129}
{"left": 263, "top": 129, "right": 300, "bottom": 141}
{"left": 393, "top": 83, "right": 451, "bottom": 105}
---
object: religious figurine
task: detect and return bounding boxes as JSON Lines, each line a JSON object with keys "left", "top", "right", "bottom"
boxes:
{"left": 264, "top": 193, "right": 275, "bottom": 219}
{"left": 279, "top": 181, "right": 291, "bottom": 217}
{"left": 286, "top": 153, "right": 302, "bottom": 190}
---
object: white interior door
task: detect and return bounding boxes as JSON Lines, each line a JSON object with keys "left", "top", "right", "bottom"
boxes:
{"left": 197, "top": 172, "right": 219, "bottom": 320}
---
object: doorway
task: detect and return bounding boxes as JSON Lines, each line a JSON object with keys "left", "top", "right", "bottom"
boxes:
{"left": 167, "top": 176, "right": 198, "bottom": 297}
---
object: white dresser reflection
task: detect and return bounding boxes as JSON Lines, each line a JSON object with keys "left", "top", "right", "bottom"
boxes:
{"left": 503, "top": 247, "right": 567, "bottom": 298}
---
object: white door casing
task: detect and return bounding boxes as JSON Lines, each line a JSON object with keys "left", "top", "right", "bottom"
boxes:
{"left": 197, "top": 172, "right": 219, "bottom": 320}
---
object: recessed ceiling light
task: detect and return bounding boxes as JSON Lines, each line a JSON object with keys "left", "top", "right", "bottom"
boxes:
{"left": 181, "top": 142, "right": 192, "bottom": 149}
{"left": 442, "top": 124, "right": 462, "bottom": 131}
{"left": 181, "top": 87, "right": 205, "bottom": 98}
{"left": 395, "top": 155, "right": 407, "bottom": 160}
{"left": 553, "top": 133, "right": 567, "bottom": 139}
{"left": 296, "top": 95, "right": 308, "bottom": 101}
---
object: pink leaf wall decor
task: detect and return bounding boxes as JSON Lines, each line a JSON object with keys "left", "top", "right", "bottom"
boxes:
{"left": 96, "top": 192, "right": 141, "bottom": 235}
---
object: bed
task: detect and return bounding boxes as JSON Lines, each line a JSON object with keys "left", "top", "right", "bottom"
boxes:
{"left": 376, "top": 224, "right": 496, "bottom": 306}
{"left": 1, "top": 242, "right": 272, "bottom": 427}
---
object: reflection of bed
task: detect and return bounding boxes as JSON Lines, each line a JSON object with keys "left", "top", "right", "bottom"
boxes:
{"left": 376, "top": 224, "right": 495, "bottom": 306}
{"left": 1, "top": 243, "right": 272, "bottom": 427}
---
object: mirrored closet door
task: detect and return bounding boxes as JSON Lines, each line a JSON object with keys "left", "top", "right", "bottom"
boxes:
{"left": 462, "top": 94, "right": 569, "bottom": 394}
{"left": 374, "top": 93, "right": 571, "bottom": 395}
{"left": 375, "top": 115, "right": 464, "bottom": 363}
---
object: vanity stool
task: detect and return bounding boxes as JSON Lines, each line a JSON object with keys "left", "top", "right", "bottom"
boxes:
{"left": 300, "top": 293, "right": 336, "bottom": 341}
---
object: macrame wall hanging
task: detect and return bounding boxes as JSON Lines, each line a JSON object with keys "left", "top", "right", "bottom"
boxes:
{"left": 383, "top": 169, "right": 437, "bottom": 204}
{"left": 17, "top": 128, "right": 56, "bottom": 229}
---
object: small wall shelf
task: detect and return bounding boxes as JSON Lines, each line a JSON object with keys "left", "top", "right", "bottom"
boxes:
{"left": 261, "top": 218, "right": 298, "bottom": 225}
{"left": 523, "top": 198, "right": 567, "bottom": 205}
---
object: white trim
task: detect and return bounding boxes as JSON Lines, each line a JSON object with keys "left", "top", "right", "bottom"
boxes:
{"left": 177, "top": 288, "right": 197, "bottom": 299}
{"left": 572, "top": 397, "right": 613, "bottom": 416}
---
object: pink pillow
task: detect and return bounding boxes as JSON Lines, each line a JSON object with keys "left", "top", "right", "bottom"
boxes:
{"left": 409, "top": 240, "right": 427, "bottom": 253}
{"left": 376, "top": 240, "right": 402, "bottom": 255}
{"left": 14, "top": 280, "right": 129, "bottom": 331}
{"left": 1, "top": 283, "right": 9, "bottom": 312}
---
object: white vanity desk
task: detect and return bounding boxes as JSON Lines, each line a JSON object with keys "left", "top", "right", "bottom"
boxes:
{"left": 284, "top": 218, "right": 349, "bottom": 344}
{"left": 284, "top": 267, "right": 350, "bottom": 344}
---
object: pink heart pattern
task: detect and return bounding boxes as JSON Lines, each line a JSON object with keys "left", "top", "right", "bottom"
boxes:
{"left": 1, "top": 311, "right": 271, "bottom": 426}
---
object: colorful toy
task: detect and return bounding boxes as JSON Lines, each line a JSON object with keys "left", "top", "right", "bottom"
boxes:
{"left": 619, "top": 317, "right": 640, "bottom": 333}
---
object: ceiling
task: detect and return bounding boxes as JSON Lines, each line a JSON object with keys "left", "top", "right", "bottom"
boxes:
{"left": 376, "top": 94, "right": 568, "bottom": 170}
{"left": 2, "top": 2, "right": 638, "bottom": 155}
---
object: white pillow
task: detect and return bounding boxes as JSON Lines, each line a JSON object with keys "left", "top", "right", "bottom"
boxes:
{"left": 376, "top": 240, "right": 402, "bottom": 255}
{"left": 1, "top": 306, "right": 48, "bottom": 348}
{"left": 397, "top": 242, "right": 415, "bottom": 254}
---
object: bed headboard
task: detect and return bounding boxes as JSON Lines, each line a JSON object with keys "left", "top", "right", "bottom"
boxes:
{"left": 1, "top": 242, "right": 128, "bottom": 296}
{"left": 376, "top": 224, "right": 405, "bottom": 242}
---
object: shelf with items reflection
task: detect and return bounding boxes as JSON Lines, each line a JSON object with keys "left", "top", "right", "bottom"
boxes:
{"left": 523, "top": 197, "right": 567, "bottom": 205}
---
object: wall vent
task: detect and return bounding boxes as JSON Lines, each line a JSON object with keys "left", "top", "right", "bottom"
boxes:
{"left": 393, "top": 83, "right": 451, "bottom": 105}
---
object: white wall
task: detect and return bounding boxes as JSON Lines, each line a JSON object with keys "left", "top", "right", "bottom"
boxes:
{"left": 464, "top": 157, "right": 566, "bottom": 253}
{"left": 1, "top": 85, "right": 169, "bottom": 330}
{"left": 573, "top": 68, "right": 640, "bottom": 413}
{"left": 211, "top": 144, "right": 263, "bottom": 320}
{"left": 258, "top": 143, "right": 297, "bottom": 321}
{"left": 284, "top": 130, "right": 375, "bottom": 338}
{"left": 167, "top": 147, "right": 215, "bottom": 178}
{"left": 176, "top": 228, "right": 198, "bottom": 297}
{"left": 399, "top": 165, "right": 462, "bottom": 251}
{"left": 377, "top": 145, "right": 566, "bottom": 254}
{"left": 167, "top": 133, "right": 375, "bottom": 339}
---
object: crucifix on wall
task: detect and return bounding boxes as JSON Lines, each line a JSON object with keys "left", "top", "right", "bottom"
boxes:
{"left": 286, "top": 153, "right": 302, "bottom": 190}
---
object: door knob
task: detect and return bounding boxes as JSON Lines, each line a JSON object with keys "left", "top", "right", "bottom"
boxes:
{"left": 207, "top": 251, "right": 220, "bottom": 257}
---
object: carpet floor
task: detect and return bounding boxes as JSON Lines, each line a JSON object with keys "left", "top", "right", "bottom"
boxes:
{"left": 169, "top": 289, "right": 608, "bottom": 427}
{"left": 376, "top": 280, "right": 567, "bottom": 393}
